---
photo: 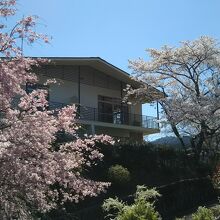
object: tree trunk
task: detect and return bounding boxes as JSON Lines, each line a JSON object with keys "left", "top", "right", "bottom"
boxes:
{"left": 170, "top": 123, "right": 187, "bottom": 153}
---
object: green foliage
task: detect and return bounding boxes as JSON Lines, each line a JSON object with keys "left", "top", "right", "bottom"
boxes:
{"left": 102, "top": 185, "right": 161, "bottom": 220}
{"left": 210, "top": 205, "right": 220, "bottom": 218}
{"left": 176, "top": 205, "right": 220, "bottom": 220}
{"left": 108, "top": 165, "right": 131, "bottom": 186}
{"left": 192, "top": 207, "right": 214, "bottom": 220}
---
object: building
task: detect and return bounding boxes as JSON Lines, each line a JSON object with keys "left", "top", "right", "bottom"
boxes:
{"left": 32, "top": 57, "right": 159, "bottom": 141}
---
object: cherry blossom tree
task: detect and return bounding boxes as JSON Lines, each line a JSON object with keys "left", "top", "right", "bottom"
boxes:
{"left": 0, "top": 1, "right": 113, "bottom": 219}
{"left": 127, "top": 36, "right": 220, "bottom": 159}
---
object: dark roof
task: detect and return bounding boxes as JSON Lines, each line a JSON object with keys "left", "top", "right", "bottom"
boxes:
{"left": 32, "top": 56, "right": 140, "bottom": 87}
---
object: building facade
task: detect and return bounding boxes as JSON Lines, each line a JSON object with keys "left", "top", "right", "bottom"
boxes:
{"left": 33, "top": 57, "right": 159, "bottom": 141}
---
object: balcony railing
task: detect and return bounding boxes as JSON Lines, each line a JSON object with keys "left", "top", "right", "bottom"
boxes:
{"left": 49, "top": 101, "right": 159, "bottom": 129}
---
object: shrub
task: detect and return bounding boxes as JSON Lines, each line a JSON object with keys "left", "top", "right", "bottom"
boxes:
{"left": 210, "top": 205, "right": 220, "bottom": 218}
{"left": 102, "top": 185, "right": 161, "bottom": 220}
{"left": 108, "top": 165, "right": 131, "bottom": 186}
{"left": 192, "top": 206, "right": 214, "bottom": 220}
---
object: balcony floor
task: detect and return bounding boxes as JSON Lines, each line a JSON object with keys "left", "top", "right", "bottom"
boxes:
{"left": 77, "top": 119, "right": 160, "bottom": 135}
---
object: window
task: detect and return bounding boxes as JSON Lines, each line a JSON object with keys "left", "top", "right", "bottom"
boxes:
{"left": 98, "top": 95, "right": 129, "bottom": 124}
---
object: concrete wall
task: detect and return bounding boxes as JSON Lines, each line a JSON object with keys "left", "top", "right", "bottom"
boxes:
{"left": 38, "top": 75, "right": 78, "bottom": 104}
{"left": 80, "top": 83, "right": 121, "bottom": 108}
{"left": 95, "top": 126, "right": 130, "bottom": 138}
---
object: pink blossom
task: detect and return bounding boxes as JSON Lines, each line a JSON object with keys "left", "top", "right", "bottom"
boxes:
{"left": 0, "top": 1, "right": 113, "bottom": 218}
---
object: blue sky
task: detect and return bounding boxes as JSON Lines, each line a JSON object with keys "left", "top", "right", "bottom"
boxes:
{"left": 18, "top": 0, "right": 220, "bottom": 69}
{"left": 14, "top": 0, "right": 220, "bottom": 138}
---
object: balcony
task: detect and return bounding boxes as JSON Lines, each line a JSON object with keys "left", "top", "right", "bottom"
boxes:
{"left": 49, "top": 101, "right": 159, "bottom": 130}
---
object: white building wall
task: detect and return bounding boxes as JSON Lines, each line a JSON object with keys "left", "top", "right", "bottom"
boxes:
{"left": 80, "top": 83, "right": 121, "bottom": 108}
{"left": 49, "top": 81, "right": 78, "bottom": 104}
{"left": 38, "top": 75, "right": 78, "bottom": 104}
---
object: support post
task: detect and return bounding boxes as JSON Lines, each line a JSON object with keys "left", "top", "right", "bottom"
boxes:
{"left": 91, "top": 124, "right": 95, "bottom": 135}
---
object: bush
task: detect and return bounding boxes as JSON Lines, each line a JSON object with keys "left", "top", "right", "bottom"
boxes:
{"left": 210, "top": 205, "right": 220, "bottom": 218}
{"left": 102, "top": 185, "right": 161, "bottom": 220}
{"left": 192, "top": 206, "right": 214, "bottom": 220}
{"left": 108, "top": 165, "right": 131, "bottom": 186}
